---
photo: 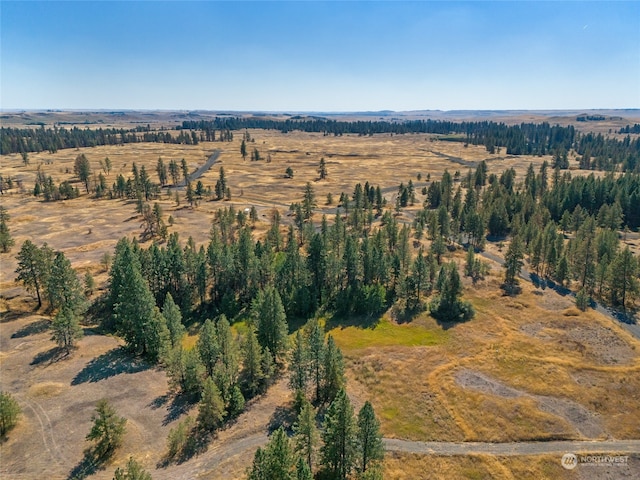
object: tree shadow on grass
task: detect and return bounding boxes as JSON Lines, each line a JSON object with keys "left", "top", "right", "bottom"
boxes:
{"left": 71, "top": 347, "right": 151, "bottom": 385}
{"left": 31, "top": 346, "right": 67, "bottom": 366}
{"left": 162, "top": 392, "right": 198, "bottom": 426}
{"left": 67, "top": 449, "right": 105, "bottom": 480}
{"left": 0, "top": 307, "right": 38, "bottom": 324}
{"left": 268, "top": 404, "right": 296, "bottom": 435}
{"left": 157, "top": 426, "right": 211, "bottom": 468}
{"left": 388, "top": 303, "right": 428, "bottom": 325}
{"left": 324, "top": 312, "right": 381, "bottom": 332}
{"left": 11, "top": 319, "right": 50, "bottom": 338}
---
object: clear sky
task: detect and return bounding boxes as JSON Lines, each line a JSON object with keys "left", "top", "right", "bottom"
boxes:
{"left": 1, "top": 1, "right": 639, "bottom": 111}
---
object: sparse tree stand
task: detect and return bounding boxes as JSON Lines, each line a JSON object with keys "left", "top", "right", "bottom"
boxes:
{"left": 0, "top": 391, "right": 20, "bottom": 438}
{"left": 86, "top": 399, "right": 127, "bottom": 462}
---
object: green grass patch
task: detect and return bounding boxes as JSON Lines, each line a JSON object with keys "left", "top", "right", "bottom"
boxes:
{"left": 329, "top": 316, "right": 448, "bottom": 351}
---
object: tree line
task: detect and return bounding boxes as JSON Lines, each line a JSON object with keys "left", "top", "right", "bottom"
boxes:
{"left": 180, "top": 117, "right": 639, "bottom": 173}
{"left": 0, "top": 125, "right": 234, "bottom": 155}
{"left": 4, "top": 118, "right": 638, "bottom": 174}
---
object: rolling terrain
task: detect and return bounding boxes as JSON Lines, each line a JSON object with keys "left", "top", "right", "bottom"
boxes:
{"left": 1, "top": 112, "right": 639, "bottom": 479}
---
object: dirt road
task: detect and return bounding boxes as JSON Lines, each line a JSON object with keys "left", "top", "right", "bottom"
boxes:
{"left": 383, "top": 438, "right": 640, "bottom": 456}
{"left": 175, "top": 149, "right": 221, "bottom": 187}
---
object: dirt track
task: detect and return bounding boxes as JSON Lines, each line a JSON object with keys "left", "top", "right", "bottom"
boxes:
{"left": 383, "top": 438, "right": 640, "bottom": 456}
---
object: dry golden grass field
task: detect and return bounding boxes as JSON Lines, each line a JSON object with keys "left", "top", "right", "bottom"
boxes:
{"left": 1, "top": 127, "right": 639, "bottom": 479}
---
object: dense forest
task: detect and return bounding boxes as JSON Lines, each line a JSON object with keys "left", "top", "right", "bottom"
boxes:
{"left": 3, "top": 118, "right": 639, "bottom": 173}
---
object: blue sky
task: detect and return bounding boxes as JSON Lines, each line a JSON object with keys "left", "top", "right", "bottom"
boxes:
{"left": 1, "top": 1, "right": 639, "bottom": 111}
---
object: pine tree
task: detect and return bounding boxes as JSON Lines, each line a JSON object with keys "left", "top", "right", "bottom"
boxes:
{"left": 241, "top": 139, "right": 247, "bottom": 161}
{"left": 166, "top": 416, "right": 194, "bottom": 460}
{"left": 215, "top": 314, "right": 239, "bottom": 402}
{"left": 242, "top": 325, "right": 266, "bottom": 397}
{"left": 15, "top": 240, "right": 52, "bottom": 308}
{"left": 321, "top": 388, "right": 357, "bottom": 480}
{"left": 289, "top": 331, "right": 309, "bottom": 395}
{"left": 576, "top": 288, "right": 590, "bottom": 311}
{"left": 162, "top": 293, "right": 185, "bottom": 348}
{"left": 247, "top": 427, "right": 296, "bottom": 480}
{"left": 47, "top": 251, "right": 86, "bottom": 314}
{"left": 197, "top": 319, "right": 219, "bottom": 378}
{"left": 86, "top": 399, "right": 127, "bottom": 461}
{"left": 84, "top": 271, "right": 95, "bottom": 297}
{"left": 356, "top": 401, "right": 384, "bottom": 474}
{"left": 111, "top": 240, "right": 166, "bottom": 360}
{"left": 607, "top": 247, "right": 639, "bottom": 310}
{"left": 285, "top": 167, "right": 294, "bottom": 179}
{"left": 318, "top": 157, "right": 328, "bottom": 180}
{"left": 295, "top": 456, "right": 313, "bottom": 480}
{"left": 409, "top": 248, "right": 430, "bottom": 308}
{"left": 228, "top": 384, "right": 245, "bottom": 418}
{"left": 146, "top": 307, "right": 171, "bottom": 363}
{"left": 0, "top": 206, "right": 14, "bottom": 253}
{"left": 51, "top": 306, "right": 83, "bottom": 354}
{"left": 463, "top": 247, "right": 474, "bottom": 280}
{"left": 156, "top": 157, "right": 168, "bottom": 186}
{"left": 503, "top": 236, "right": 524, "bottom": 292}
{"left": 168, "top": 159, "right": 180, "bottom": 185}
{"left": 293, "top": 397, "right": 319, "bottom": 470}
{"left": 253, "top": 286, "right": 289, "bottom": 364}
{"left": 186, "top": 182, "right": 195, "bottom": 207}
{"left": 323, "top": 335, "right": 345, "bottom": 403}
{"left": 572, "top": 216, "right": 597, "bottom": 293}
{"left": 197, "top": 377, "right": 226, "bottom": 432}
{"left": 181, "top": 158, "right": 189, "bottom": 183}
{"left": 302, "top": 183, "right": 316, "bottom": 221}
{"left": 74, "top": 153, "right": 92, "bottom": 193}
{"left": 306, "top": 319, "right": 325, "bottom": 402}
{"left": 182, "top": 348, "right": 205, "bottom": 395}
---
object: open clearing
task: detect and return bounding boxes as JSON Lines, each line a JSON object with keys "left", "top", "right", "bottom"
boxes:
{"left": 1, "top": 128, "right": 639, "bottom": 479}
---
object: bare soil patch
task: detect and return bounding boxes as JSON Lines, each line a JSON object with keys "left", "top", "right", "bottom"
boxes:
{"left": 455, "top": 369, "right": 603, "bottom": 439}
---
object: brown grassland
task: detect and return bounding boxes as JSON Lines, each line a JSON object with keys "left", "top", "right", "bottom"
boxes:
{"left": 1, "top": 128, "right": 639, "bottom": 479}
